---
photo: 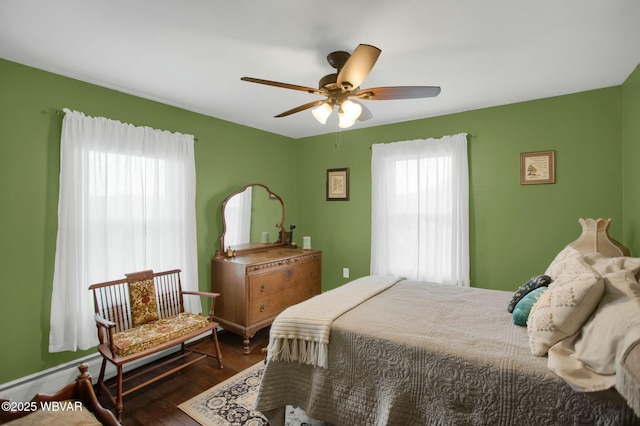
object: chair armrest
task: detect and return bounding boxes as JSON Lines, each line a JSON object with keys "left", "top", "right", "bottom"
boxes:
{"left": 93, "top": 314, "right": 117, "bottom": 356}
{"left": 181, "top": 291, "right": 221, "bottom": 321}
{"left": 94, "top": 313, "right": 116, "bottom": 329}
{"left": 182, "top": 290, "right": 221, "bottom": 299}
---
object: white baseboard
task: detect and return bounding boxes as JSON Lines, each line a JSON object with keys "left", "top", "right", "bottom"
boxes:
{"left": 0, "top": 331, "right": 212, "bottom": 403}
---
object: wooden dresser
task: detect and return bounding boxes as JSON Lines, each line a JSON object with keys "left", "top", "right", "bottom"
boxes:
{"left": 211, "top": 247, "right": 322, "bottom": 353}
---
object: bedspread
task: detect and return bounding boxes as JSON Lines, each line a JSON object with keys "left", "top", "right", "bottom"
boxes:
{"left": 268, "top": 275, "right": 402, "bottom": 368}
{"left": 256, "top": 279, "right": 639, "bottom": 426}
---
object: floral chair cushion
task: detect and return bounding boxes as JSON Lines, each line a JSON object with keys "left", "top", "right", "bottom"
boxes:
{"left": 112, "top": 312, "right": 210, "bottom": 357}
{"left": 129, "top": 279, "right": 159, "bottom": 327}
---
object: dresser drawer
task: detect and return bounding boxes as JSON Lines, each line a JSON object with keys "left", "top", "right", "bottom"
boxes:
{"left": 284, "top": 278, "right": 320, "bottom": 306}
{"left": 248, "top": 268, "right": 293, "bottom": 300}
{"left": 212, "top": 248, "right": 322, "bottom": 353}
{"left": 294, "top": 259, "right": 320, "bottom": 282}
{"left": 293, "top": 280, "right": 321, "bottom": 301}
{"left": 249, "top": 296, "right": 286, "bottom": 323}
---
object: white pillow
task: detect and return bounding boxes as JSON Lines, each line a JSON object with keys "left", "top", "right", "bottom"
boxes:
{"left": 582, "top": 252, "right": 640, "bottom": 276}
{"left": 544, "top": 245, "right": 583, "bottom": 280}
{"left": 528, "top": 252, "right": 603, "bottom": 356}
{"left": 573, "top": 270, "right": 640, "bottom": 374}
{"left": 547, "top": 269, "right": 640, "bottom": 398}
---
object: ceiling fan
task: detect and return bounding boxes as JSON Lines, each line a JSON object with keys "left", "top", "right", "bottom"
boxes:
{"left": 241, "top": 44, "right": 441, "bottom": 129}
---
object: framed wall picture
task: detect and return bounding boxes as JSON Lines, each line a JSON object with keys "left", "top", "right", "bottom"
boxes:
{"left": 326, "top": 168, "right": 350, "bottom": 201}
{"left": 520, "top": 150, "right": 555, "bottom": 185}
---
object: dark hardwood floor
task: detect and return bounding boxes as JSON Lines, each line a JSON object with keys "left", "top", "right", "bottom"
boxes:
{"left": 97, "top": 328, "right": 270, "bottom": 425}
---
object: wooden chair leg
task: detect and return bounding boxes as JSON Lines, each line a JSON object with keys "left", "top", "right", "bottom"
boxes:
{"left": 115, "top": 366, "right": 124, "bottom": 421}
{"left": 212, "top": 329, "right": 223, "bottom": 369}
{"left": 96, "top": 358, "right": 107, "bottom": 396}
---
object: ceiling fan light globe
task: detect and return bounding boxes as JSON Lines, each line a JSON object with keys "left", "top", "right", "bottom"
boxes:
{"left": 338, "top": 112, "right": 356, "bottom": 128}
{"left": 341, "top": 99, "right": 362, "bottom": 121}
{"left": 312, "top": 103, "right": 333, "bottom": 124}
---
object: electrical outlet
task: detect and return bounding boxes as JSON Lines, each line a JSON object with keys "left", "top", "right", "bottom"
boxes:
{"left": 343, "top": 268, "right": 350, "bottom": 278}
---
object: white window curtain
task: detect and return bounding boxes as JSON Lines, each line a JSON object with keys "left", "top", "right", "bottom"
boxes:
{"left": 49, "top": 109, "right": 199, "bottom": 352}
{"left": 223, "top": 186, "right": 252, "bottom": 246}
{"left": 371, "top": 133, "right": 469, "bottom": 286}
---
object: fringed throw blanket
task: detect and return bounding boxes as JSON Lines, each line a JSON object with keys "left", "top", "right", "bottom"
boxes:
{"left": 267, "top": 275, "right": 403, "bottom": 368}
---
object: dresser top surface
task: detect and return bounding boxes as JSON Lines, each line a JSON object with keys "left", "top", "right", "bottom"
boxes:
{"left": 214, "top": 247, "right": 321, "bottom": 266}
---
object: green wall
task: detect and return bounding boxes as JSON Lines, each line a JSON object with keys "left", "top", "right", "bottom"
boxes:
{"left": 622, "top": 65, "right": 640, "bottom": 254}
{"left": 0, "top": 58, "right": 297, "bottom": 383}
{"left": 296, "top": 88, "right": 624, "bottom": 291}
{"left": 0, "top": 56, "right": 636, "bottom": 384}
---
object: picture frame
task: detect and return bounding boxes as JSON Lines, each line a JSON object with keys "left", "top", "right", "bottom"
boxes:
{"left": 520, "top": 150, "right": 555, "bottom": 185}
{"left": 326, "top": 168, "right": 350, "bottom": 201}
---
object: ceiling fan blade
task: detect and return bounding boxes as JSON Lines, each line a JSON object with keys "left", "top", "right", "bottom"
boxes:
{"left": 356, "top": 86, "right": 441, "bottom": 100}
{"left": 337, "top": 44, "right": 381, "bottom": 91}
{"left": 241, "top": 77, "right": 324, "bottom": 95}
{"left": 275, "top": 100, "right": 327, "bottom": 118}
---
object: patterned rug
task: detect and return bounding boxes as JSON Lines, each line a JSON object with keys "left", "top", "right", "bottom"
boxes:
{"left": 179, "top": 362, "right": 325, "bottom": 426}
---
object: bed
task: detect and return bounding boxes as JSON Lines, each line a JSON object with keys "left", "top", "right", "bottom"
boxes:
{"left": 256, "top": 241, "right": 640, "bottom": 425}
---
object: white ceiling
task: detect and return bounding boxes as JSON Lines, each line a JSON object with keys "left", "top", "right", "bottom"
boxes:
{"left": 1, "top": 1, "right": 639, "bottom": 139}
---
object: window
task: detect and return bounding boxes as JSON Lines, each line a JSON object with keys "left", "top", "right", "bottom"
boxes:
{"left": 371, "top": 133, "right": 469, "bottom": 286}
{"left": 49, "top": 109, "right": 198, "bottom": 352}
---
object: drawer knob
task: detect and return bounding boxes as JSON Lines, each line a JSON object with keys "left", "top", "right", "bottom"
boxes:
{"left": 260, "top": 284, "right": 265, "bottom": 292}
{"left": 260, "top": 304, "right": 265, "bottom": 312}
{"left": 282, "top": 269, "right": 294, "bottom": 281}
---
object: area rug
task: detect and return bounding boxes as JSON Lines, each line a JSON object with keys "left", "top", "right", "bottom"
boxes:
{"left": 178, "top": 362, "right": 325, "bottom": 426}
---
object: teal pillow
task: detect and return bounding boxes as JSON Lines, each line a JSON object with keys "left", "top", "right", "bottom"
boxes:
{"left": 513, "top": 287, "right": 548, "bottom": 326}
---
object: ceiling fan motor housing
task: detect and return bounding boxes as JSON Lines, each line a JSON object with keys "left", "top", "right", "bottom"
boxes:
{"left": 326, "top": 51, "right": 351, "bottom": 70}
{"left": 326, "top": 51, "right": 354, "bottom": 91}
{"left": 319, "top": 73, "right": 338, "bottom": 90}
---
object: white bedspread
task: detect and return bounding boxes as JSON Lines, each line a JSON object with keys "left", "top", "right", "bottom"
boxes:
{"left": 267, "top": 275, "right": 403, "bottom": 368}
{"left": 257, "top": 278, "right": 639, "bottom": 425}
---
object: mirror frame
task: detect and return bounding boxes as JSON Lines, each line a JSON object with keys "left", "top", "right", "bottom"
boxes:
{"left": 217, "top": 183, "right": 285, "bottom": 257}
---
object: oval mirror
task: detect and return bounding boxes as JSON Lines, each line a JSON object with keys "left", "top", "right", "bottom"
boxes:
{"left": 219, "top": 183, "right": 285, "bottom": 256}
